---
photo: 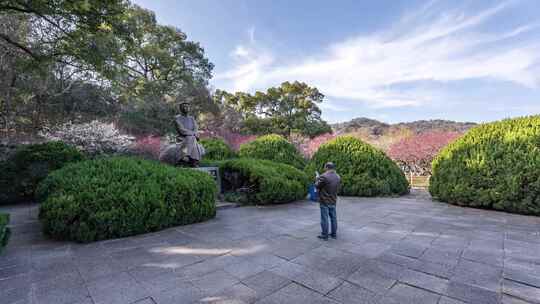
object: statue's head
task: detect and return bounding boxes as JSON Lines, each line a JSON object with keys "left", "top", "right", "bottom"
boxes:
{"left": 178, "top": 101, "right": 190, "bottom": 115}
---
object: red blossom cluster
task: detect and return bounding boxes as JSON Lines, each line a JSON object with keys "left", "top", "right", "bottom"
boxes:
{"left": 131, "top": 135, "right": 162, "bottom": 159}
{"left": 200, "top": 129, "right": 257, "bottom": 151}
{"left": 387, "top": 131, "right": 461, "bottom": 175}
{"left": 297, "top": 133, "right": 335, "bottom": 158}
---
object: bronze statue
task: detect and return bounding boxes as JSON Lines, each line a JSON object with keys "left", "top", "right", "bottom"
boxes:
{"left": 174, "top": 101, "right": 205, "bottom": 167}
{"left": 159, "top": 100, "right": 205, "bottom": 167}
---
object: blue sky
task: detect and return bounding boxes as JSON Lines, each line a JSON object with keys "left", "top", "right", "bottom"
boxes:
{"left": 133, "top": 0, "right": 540, "bottom": 123}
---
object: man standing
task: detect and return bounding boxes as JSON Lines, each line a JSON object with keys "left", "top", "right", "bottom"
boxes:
{"left": 315, "top": 162, "right": 341, "bottom": 240}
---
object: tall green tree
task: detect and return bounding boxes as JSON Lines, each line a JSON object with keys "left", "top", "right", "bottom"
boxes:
{"left": 107, "top": 5, "right": 215, "bottom": 135}
{"left": 216, "top": 81, "right": 331, "bottom": 138}
{"left": 112, "top": 5, "right": 213, "bottom": 102}
{"left": 0, "top": 0, "right": 128, "bottom": 69}
{"left": 0, "top": 0, "right": 129, "bottom": 134}
{"left": 0, "top": 1, "right": 215, "bottom": 136}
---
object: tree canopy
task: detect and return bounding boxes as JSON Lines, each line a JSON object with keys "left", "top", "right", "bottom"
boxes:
{"left": 215, "top": 81, "right": 331, "bottom": 138}
{"left": 0, "top": 1, "right": 214, "bottom": 135}
{"left": 0, "top": 0, "right": 128, "bottom": 69}
{"left": 1, "top": 1, "right": 331, "bottom": 140}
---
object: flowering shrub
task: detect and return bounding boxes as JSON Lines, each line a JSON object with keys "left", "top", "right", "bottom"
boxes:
{"left": 296, "top": 133, "right": 335, "bottom": 158}
{"left": 129, "top": 135, "right": 162, "bottom": 160}
{"left": 219, "top": 131, "right": 257, "bottom": 151}
{"left": 199, "top": 129, "right": 257, "bottom": 151}
{"left": 387, "top": 131, "right": 461, "bottom": 175}
{"left": 40, "top": 120, "right": 134, "bottom": 156}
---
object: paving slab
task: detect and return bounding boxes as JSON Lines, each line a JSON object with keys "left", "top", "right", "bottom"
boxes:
{"left": 438, "top": 296, "right": 468, "bottom": 304}
{"left": 503, "top": 279, "right": 540, "bottom": 304}
{"left": 242, "top": 270, "right": 291, "bottom": 298}
{"left": 452, "top": 259, "right": 502, "bottom": 291}
{"left": 3, "top": 196, "right": 540, "bottom": 303}
{"left": 197, "top": 283, "right": 259, "bottom": 304}
{"left": 150, "top": 281, "right": 203, "bottom": 304}
{"left": 346, "top": 269, "right": 396, "bottom": 294}
{"left": 254, "top": 282, "right": 338, "bottom": 304}
{"left": 501, "top": 294, "right": 537, "bottom": 304}
{"left": 399, "top": 268, "right": 449, "bottom": 294}
{"left": 270, "top": 261, "right": 343, "bottom": 294}
{"left": 327, "top": 281, "right": 379, "bottom": 304}
{"left": 31, "top": 271, "right": 88, "bottom": 304}
{"left": 86, "top": 272, "right": 150, "bottom": 304}
{"left": 446, "top": 281, "right": 500, "bottom": 304}
{"left": 379, "top": 283, "right": 441, "bottom": 304}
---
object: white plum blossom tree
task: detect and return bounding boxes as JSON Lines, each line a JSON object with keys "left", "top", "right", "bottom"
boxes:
{"left": 40, "top": 121, "right": 134, "bottom": 156}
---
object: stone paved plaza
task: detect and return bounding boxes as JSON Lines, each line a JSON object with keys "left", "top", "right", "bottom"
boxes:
{"left": 2, "top": 194, "right": 540, "bottom": 304}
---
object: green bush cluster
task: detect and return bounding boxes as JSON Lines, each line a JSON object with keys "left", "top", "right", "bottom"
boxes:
{"left": 238, "top": 134, "right": 306, "bottom": 169}
{"left": 0, "top": 213, "right": 10, "bottom": 253}
{"left": 430, "top": 116, "right": 540, "bottom": 215}
{"left": 219, "top": 158, "right": 309, "bottom": 205}
{"left": 0, "top": 142, "right": 85, "bottom": 204}
{"left": 200, "top": 138, "right": 236, "bottom": 160}
{"left": 37, "top": 157, "right": 216, "bottom": 242}
{"left": 306, "top": 136, "right": 409, "bottom": 196}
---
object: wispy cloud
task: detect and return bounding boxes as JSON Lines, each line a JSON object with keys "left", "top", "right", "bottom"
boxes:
{"left": 214, "top": 1, "right": 540, "bottom": 108}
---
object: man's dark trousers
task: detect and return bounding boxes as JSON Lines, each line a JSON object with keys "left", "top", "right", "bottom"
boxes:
{"left": 320, "top": 203, "right": 337, "bottom": 237}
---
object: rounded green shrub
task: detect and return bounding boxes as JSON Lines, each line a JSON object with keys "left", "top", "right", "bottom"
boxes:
{"left": 200, "top": 138, "right": 236, "bottom": 160}
{"left": 430, "top": 116, "right": 540, "bottom": 215}
{"left": 306, "top": 136, "right": 409, "bottom": 196}
{"left": 37, "top": 157, "right": 216, "bottom": 242}
{"left": 0, "top": 213, "right": 10, "bottom": 253}
{"left": 0, "top": 141, "right": 85, "bottom": 204}
{"left": 219, "top": 158, "right": 309, "bottom": 205}
{"left": 238, "top": 134, "right": 306, "bottom": 169}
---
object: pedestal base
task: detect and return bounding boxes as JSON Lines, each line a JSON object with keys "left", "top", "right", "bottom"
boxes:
{"left": 193, "top": 166, "right": 221, "bottom": 193}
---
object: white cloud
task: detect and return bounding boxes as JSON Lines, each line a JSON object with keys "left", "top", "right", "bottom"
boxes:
{"left": 214, "top": 1, "right": 540, "bottom": 108}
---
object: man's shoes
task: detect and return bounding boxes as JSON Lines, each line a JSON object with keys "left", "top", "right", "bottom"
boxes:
{"left": 317, "top": 235, "right": 329, "bottom": 241}
{"left": 330, "top": 234, "right": 337, "bottom": 239}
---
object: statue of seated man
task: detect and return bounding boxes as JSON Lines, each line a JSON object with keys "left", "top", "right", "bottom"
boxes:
{"left": 174, "top": 101, "right": 205, "bottom": 167}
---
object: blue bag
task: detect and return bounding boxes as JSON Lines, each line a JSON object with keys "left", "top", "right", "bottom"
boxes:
{"left": 308, "top": 184, "right": 318, "bottom": 202}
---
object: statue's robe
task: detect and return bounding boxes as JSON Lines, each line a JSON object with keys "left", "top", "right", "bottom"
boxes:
{"left": 174, "top": 114, "right": 205, "bottom": 161}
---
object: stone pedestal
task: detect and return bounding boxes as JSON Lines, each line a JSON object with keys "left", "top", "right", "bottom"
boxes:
{"left": 193, "top": 166, "right": 221, "bottom": 193}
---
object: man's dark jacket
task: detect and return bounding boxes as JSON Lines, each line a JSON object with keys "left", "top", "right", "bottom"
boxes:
{"left": 315, "top": 170, "right": 341, "bottom": 204}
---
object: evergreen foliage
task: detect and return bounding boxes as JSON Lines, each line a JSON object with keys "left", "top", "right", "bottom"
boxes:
{"left": 306, "top": 136, "right": 409, "bottom": 196}
{"left": 219, "top": 158, "right": 309, "bottom": 205}
{"left": 238, "top": 134, "right": 306, "bottom": 169}
{"left": 37, "top": 157, "right": 216, "bottom": 242}
{"left": 0, "top": 142, "right": 85, "bottom": 204}
{"left": 200, "top": 138, "right": 236, "bottom": 160}
{"left": 430, "top": 116, "right": 540, "bottom": 215}
{"left": 215, "top": 81, "right": 332, "bottom": 138}
{"left": 0, "top": 213, "right": 10, "bottom": 254}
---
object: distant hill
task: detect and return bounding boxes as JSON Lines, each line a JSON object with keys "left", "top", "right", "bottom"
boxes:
{"left": 331, "top": 117, "right": 476, "bottom": 151}
{"left": 332, "top": 117, "right": 476, "bottom": 136}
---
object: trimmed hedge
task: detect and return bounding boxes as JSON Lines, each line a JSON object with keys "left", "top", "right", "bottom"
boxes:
{"left": 37, "top": 157, "right": 216, "bottom": 242}
{"left": 200, "top": 138, "right": 236, "bottom": 160}
{"left": 238, "top": 134, "right": 306, "bottom": 169}
{"left": 0, "top": 142, "right": 85, "bottom": 204}
{"left": 0, "top": 213, "right": 10, "bottom": 253}
{"left": 430, "top": 116, "right": 540, "bottom": 215}
{"left": 219, "top": 158, "right": 309, "bottom": 205}
{"left": 306, "top": 136, "right": 409, "bottom": 196}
